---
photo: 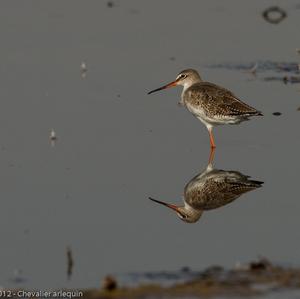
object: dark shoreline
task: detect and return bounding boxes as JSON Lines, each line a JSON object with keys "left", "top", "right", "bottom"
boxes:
{"left": 5, "top": 259, "right": 300, "bottom": 299}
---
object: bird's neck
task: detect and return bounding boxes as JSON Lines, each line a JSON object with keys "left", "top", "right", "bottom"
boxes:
{"left": 183, "top": 201, "right": 200, "bottom": 215}
{"left": 182, "top": 202, "right": 203, "bottom": 222}
{"left": 180, "top": 81, "right": 195, "bottom": 102}
{"left": 182, "top": 79, "right": 201, "bottom": 92}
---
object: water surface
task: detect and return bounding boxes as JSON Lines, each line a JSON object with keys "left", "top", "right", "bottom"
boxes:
{"left": 0, "top": 0, "right": 299, "bottom": 294}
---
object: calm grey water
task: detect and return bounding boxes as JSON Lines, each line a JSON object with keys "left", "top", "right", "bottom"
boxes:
{"left": 0, "top": 0, "right": 299, "bottom": 295}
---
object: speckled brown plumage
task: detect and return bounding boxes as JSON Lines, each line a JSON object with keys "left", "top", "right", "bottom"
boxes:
{"left": 184, "top": 168, "right": 263, "bottom": 210}
{"left": 184, "top": 82, "right": 262, "bottom": 122}
{"left": 149, "top": 149, "right": 263, "bottom": 223}
{"left": 148, "top": 69, "right": 263, "bottom": 147}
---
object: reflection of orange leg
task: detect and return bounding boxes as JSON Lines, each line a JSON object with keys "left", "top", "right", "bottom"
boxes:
{"left": 208, "top": 146, "right": 216, "bottom": 165}
{"left": 208, "top": 127, "right": 216, "bottom": 148}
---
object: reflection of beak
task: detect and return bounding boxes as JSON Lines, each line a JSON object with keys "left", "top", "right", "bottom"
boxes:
{"left": 149, "top": 197, "right": 179, "bottom": 212}
{"left": 147, "top": 79, "right": 179, "bottom": 94}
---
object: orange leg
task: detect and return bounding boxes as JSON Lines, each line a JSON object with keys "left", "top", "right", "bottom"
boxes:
{"left": 208, "top": 146, "right": 216, "bottom": 165}
{"left": 208, "top": 128, "right": 216, "bottom": 148}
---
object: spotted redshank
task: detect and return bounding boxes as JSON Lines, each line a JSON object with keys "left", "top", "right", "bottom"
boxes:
{"left": 149, "top": 148, "right": 263, "bottom": 223}
{"left": 148, "top": 69, "right": 262, "bottom": 148}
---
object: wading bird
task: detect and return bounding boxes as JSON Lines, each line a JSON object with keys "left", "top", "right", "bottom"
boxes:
{"left": 149, "top": 149, "right": 263, "bottom": 223}
{"left": 148, "top": 69, "right": 262, "bottom": 148}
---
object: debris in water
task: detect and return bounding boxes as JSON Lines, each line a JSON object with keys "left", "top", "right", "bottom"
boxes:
{"left": 180, "top": 266, "right": 190, "bottom": 273}
{"left": 245, "top": 62, "right": 258, "bottom": 76}
{"left": 249, "top": 257, "right": 272, "bottom": 271}
{"left": 272, "top": 112, "right": 282, "bottom": 116}
{"left": 278, "top": 63, "right": 300, "bottom": 72}
{"left": 283, "top": 76, "right": 300, "bottom": 84}
{"left": 50, "top": 129, "right": 57, "bottom": 140}
{"left": 66, "top": 246, "right": 74, "bottom": 280}
{"left": 107, "top": 1, "right": 114, "bottom": 8}
{"left": 50, "top": 129, "right": 57, "bottom": 147}
{"left": 202, "top": 265, "right": 224, "bottom": 277}
{"left": 262, "top": 6, "right": 287, "bottom": 24}
{"left": 102, "top": 275, "right": 118, "bottom": 291}
{"left": 80, "top": 62, "right": 87, "bottom": 78}
{"left": 208, "top": 61, "right": 300, "bottom": 75}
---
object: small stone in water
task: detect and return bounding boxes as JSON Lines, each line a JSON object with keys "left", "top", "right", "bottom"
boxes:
{"left": 181, "top": 266, "right": 190, "bottom": 272}
{"left": 102, "top": 275, "right": 117, "bottom": 291}
{"left": 80, "top": 62, "right": 87, "bottom": 72}
{"left": 272, "top": 112, "right": 282, "bottom": 116}
{"left": 50, "top": 129, "right": 57, "bottom": 140}
{"left": 107, "top": 1, "right": 114, "bottom": 8}
{"left": 80, "top": 62, "right": 87, "bottom": 78}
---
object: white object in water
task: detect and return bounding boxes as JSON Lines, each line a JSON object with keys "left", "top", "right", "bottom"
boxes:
{"left": 50, "top": 129, "right": 57, "bottom": 140}
{"left": 50, "top": 129, "right": 57, "bottom": 147}
{"left": 81, "top": 62, "right": 87, "bottom": 71}
{"left": 80, "top": 62, "right": 88, "bottom": 78}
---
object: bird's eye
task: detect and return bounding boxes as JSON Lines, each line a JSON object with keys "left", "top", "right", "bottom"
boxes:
{"left": 180, "top": 74, "right": 187, "bottom": 79}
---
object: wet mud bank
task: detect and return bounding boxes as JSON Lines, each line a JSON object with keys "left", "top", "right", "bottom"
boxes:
{"left": 72, "top": 260, "right": 300, "bottom": 298}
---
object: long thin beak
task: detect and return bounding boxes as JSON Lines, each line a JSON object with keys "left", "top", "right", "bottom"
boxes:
{"left": 149, "top": 197, "right": 179, "bottom": 212}
{"left": 147, "top": 80, "right": 178, "bottom": 95}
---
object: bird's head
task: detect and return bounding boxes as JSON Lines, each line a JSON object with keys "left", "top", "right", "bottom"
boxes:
{"left": 147, "top": 69, "right": 202, "bottom": 94}
{"left": 149, "top": 197, "right": 202, "bottom": 223}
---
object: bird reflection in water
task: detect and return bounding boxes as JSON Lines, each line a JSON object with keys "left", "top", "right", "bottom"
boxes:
{"left": 149, "top": 149, "right": 263, "bottom": 223}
